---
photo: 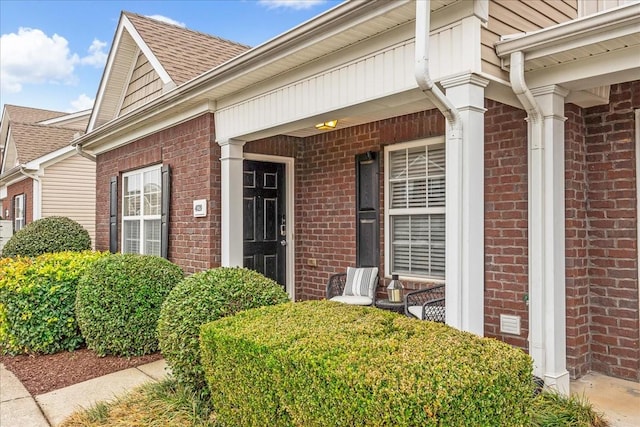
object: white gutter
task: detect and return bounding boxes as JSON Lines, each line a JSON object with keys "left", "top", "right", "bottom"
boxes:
{"left": 415, "top": 0, "right": 463, "bottom": 329}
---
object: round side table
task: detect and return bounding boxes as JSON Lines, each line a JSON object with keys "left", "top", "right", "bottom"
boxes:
{"left": 375, "top": 299, "right": 405, "bottom": 314}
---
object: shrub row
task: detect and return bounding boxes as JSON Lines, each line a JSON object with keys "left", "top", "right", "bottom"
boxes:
{"left": 200, "top": 300, "right": 534, "bottom": 426}
{"left": 158, "top": 267, "right": 289, "bottom": 391}
{"left": 0, "top": 251, "right": 107, "bottom": 354}
{"left": 76, "top": 254, "right": 184, "bottom": 357}
{"left": 2, "top": 216, "right": 91, "bottom": 258}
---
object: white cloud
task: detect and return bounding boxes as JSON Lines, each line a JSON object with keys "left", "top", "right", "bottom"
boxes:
{"left": 80, "top": 39, "right": 108, "bottom": 67}
{"left": 69, "top": 93, "right": 94, "bottom": 111}
{"left": 0, "top": 27, "right": 78, "bottom": 93}
{"left": 145, "top": 15, "right": 186, "bottom": 27}
{"left": 258, "top": 0, "right": 326, "bottom": 10}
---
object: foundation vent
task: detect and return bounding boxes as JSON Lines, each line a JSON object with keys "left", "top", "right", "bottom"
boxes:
{"left": 500, "top": 314, "right": 521, "bottom": 335}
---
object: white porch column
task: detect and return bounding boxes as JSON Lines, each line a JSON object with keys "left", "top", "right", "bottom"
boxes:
{"left": 218, "top": 138, "right": 245, "bottom": 267}
{"left": 441, "top": 74, "right": 489, "bottom": 336}
{"left": 529, "top": 85, "right": 570, "bottom": 394}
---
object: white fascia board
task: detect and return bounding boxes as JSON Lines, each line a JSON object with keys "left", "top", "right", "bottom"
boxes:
{"left": 24, "top": 145, "right": 76, "bottom": 170}
{"left": 76, "top": 0, "right": 412, "bottom": 152}
{"left": 39, "top": 109, "right": 91, "bottom": 126}
{"left": 88, "top": 18, "right": 127, "bottom": 132}
{"left": 495, "top": 2, "right": 640, "bottom": 59}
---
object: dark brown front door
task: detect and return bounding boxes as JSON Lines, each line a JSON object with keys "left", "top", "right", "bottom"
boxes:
{"left": 243, "top": 160, "right": 286, "bottom": 286}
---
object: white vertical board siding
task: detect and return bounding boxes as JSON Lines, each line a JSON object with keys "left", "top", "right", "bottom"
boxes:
{"left": 41, "top": 154, "right": 97, "bottom": 246}
{"left": 216, "top": 22, "right": 474, "bottom": 141}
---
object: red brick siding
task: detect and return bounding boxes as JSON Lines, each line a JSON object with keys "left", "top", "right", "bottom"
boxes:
{"left": 565, "top": 103, "right": 591, "bottom": 379}
{"left": 4, "top": 178, "right": 34, "bottom": 227}
{"left": 294, "top": 111, "right": 445, "bottom": 300}
{"left": 483, "top": 100, "right": 529, "bottom": 349}
{"left": 245, "top": 135, "right": 299, "bottom": 158}
{"left": 585, "top": 81, "right": 640, "bottom": 381}
{"left": 96, "top": 114, "right": 220, "bottom": 274}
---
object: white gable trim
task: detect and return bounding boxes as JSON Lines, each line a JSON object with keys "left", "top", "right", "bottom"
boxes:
{"left": 122, "top": 16, "right": 172, "bottom": 85}
{"left": 88, "top": 14, "right": 174, "bottom": 132}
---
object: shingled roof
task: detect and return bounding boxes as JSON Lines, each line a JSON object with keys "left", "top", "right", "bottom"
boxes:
{"left": 10, "top": 123, "right": 80, "bottom": 164}
{"left": 124, "top": 12, "right": 251, "bottom": 85}
{"left": 4, "top": 105, "right": 67, "bottom": 124}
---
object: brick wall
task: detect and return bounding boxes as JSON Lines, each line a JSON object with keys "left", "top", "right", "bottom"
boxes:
{"left": 483, "top": 100, "right": 529, "bottom": 349}
{"left": 96, "top": 114, "right": 220, "bottom": 274}
{"left": 585, "top": 81, "right": 640, "bottom": 381}
{"left": 4, "top": 178, "right": 34, "bottom": 227}
{"left": 294, "top": 111, "right": 445, "bottom": 300}
{"left": 565, "top": 103, "right": 591, "bottom": 379}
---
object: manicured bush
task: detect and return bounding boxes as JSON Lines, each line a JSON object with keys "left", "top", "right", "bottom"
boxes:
{"left": 157, "top": 267, "right": 289, "bottom": 391}
{"left": 2, "top": 216, "right": 91, "bottom": 258}
{"left": 75, "top": 254, "right": 183, "bottom": 356}
{"left": 201, "top": 301, "right": 534, "bottom": 426}
{"left": 0, "top": 251, "right": 107, "bottom": 355}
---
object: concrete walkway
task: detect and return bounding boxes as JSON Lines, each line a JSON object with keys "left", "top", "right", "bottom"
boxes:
{"left": 1, "top": 360, "right": 168, "bottom": 427}
{"left": 1, "top": 360, "right": 639, "bottom": 426}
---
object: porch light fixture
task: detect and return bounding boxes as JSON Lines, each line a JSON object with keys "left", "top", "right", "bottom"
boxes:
{"left": 315, "top": 120, "right": 338, "bottom": 130}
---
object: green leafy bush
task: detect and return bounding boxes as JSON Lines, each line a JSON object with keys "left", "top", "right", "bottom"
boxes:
{"left": 201, "top": 300, "right": 534, "bottom": 426}
{"left": 0, "top": 251, "right": 107, "bottom": 354}
{"left": 157, "top": 267, "right": 289, "bottom": 391}
{"left": 75, "top": 254, "right": 183, "bottom": 356}
{"left": 531, "top": 390, "right": 609, "bottom": 427}
{"left": 2, "top": 216, "right": 92, "bottom": 258}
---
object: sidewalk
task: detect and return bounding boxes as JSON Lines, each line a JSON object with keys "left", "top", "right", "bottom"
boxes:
{"left": 1, "top": 361, "right": 639, "bottom": 426}
{"left": 1, "top": 360, "right": 168, "bottom": 427}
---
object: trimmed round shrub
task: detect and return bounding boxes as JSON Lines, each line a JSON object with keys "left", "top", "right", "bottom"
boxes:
{"left": 75, "top": 254, "right": 183, "bottom": 356}
{"left": 157, "top": 267, "right": 290, "bottom": 391}
{"left": 2, "top": 216, "right": 91, "bottom": 258}
{"left": 0, "top": 251, "right": 107, "bottom": 355}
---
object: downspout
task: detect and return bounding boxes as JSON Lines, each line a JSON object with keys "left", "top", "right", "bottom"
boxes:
{"left": 75, "top": 142, "right": 96, "bottom": 162}
{"left": 509, "top": 50, "right": 545, "bottom": 383}
{"left": 415, "top": 0, "right": 463, "bottom": 328}
{"left": 18, "top": 165, "right": 42, "bottom": 220}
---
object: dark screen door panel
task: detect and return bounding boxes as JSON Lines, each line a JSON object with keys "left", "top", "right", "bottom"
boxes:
{"left": 243, "top": 160, "right": 286, "bottom": 287}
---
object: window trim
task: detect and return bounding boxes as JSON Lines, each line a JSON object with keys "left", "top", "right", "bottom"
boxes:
{"left": 384, "top": 136, "right": 446, "bottom": 282}
{"left": 121, "top": 164, "right": 162, "bottom": 256}
{"left": 13, "top": 193, "right": 25, "bottom": 232}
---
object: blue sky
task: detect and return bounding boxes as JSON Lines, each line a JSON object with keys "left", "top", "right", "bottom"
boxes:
{"left": 0, "top": 0, "right": 341, "bottom": 113}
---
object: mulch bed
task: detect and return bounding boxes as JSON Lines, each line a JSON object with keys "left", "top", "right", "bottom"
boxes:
{"left": 0, "top": 348, "right": 163, "bottom": 395}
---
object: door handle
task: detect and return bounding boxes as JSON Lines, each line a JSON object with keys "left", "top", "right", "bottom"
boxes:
{"left": 280, "top": 240, "right": 287, "bottom": 247}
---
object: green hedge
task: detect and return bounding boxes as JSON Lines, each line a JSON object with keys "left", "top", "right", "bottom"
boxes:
{"left": 2, "top": 216, "right": 91, "bottom": 258}
{"left": 75, "top": 254, "right": 183, "bottom": 356}
{"left": 201, "top": 301, "right": 534, "bottom": 426}
{"left": 0, "top": 251, "right": 107, "bottom": 354}
{"left": 157, "top": 267, "right": 289, "bottom": 392}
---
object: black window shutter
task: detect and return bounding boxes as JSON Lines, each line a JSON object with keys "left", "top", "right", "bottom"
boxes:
{"left": 161, "top": 164, "right": 171, "bottom": 259}
{"left": 109, "top": 176, "right": 118, "bottom": 253}
{"left": 355, "top": 151, "right": 379, "bottom": 268}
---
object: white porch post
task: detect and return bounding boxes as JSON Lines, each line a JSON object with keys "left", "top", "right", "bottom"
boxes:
{"left": 529, "top": 85, "right": 570, "bottom": 393}
{"left": 441, "top": 74, "right": 489, "bottom": 336}
{"left": 218, "top": 138, "right": 245, "bottom": 267}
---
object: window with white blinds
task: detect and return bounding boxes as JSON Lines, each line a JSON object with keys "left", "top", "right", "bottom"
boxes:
{"left": 122, "top": 165, "right": 162, "bottom": 256}
{"left": 385, "top": 138, "right": 445, "bottom": 279}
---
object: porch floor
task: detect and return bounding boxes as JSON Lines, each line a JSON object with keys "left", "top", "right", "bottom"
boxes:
{"left": 570, "top": 372, "right": 640, "bottom": 426}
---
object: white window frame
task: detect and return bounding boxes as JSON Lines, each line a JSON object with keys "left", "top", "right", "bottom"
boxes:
{"left": 13, "top": 194, "right": 24, "bottom": 231}
{"left": 121, "top": 164, "right": 162, "bottom": 256}
{"left": 384, "top": 136, "right": 446, "bottom": 282}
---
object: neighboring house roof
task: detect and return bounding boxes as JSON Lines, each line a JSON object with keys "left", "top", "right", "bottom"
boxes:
{"left": 123, "top": 12, "right": 250, "bottom": 86}
{"left": 10, "top": 123, "right": 80, "bottom": 164}
{"left": 3, "top": 105, "right": 68, "bottom": 124}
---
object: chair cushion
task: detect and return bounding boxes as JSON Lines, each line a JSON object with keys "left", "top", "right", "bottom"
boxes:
{"left": 407, "top": 305, "right": 445, "bottom": 322}
{"left": 330, "top": 295, "right": 373, "bottom": 306}
{"left": 343, "top": 267, "right": 378, "bottom": 299}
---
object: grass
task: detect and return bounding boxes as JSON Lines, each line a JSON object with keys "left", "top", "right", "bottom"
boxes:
{"left": 61, "top": 379, "right": 609, "bottom": 427}
{"left": 60, "top": 379, "right": 216, "bottom": 427}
